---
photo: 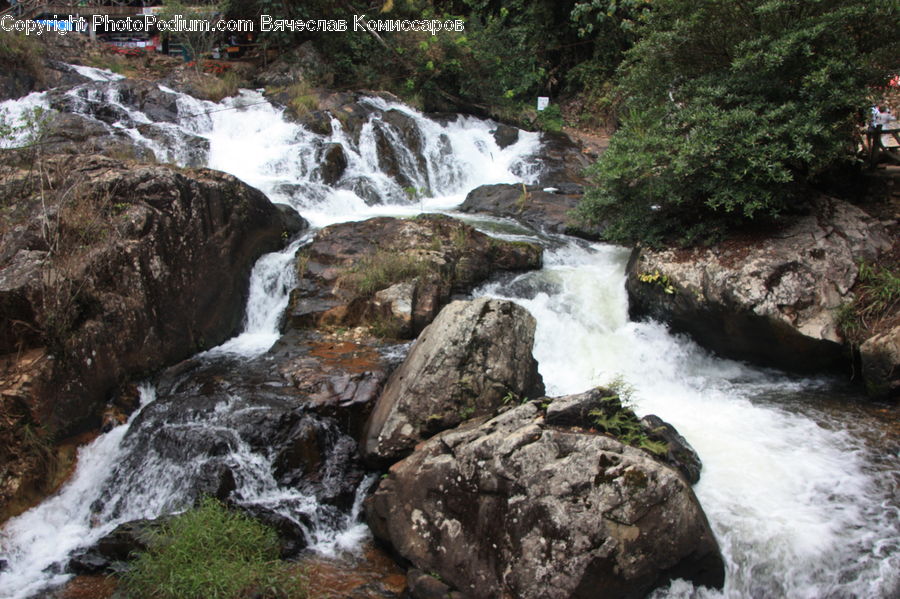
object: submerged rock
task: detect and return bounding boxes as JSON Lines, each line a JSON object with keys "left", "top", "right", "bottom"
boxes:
{"left": 362, "top": 298, "right": 545, "bottom": 465}
{"left": 366, "top": 400, "right": 725, "bottom": 599}
{"left": 626, "top": 197, "right": 891, "bottom": 374}
{"left": 287, "top": 214, "right": 542, "bottom": 337}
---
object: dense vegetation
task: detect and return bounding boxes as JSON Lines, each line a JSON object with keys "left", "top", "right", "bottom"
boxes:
{"left": 224, "top": 1, "right": 646, "bottom": 125}
{"left": 577, "top": 0, "right": 899, "bottom": 245}
{"left": 219, "top": 0, "right": 898, "bottom": 246}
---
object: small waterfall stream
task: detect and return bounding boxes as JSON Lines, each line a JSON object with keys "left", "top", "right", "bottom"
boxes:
{"left": 0, "top": 67, "right": 898, "bottom": 598}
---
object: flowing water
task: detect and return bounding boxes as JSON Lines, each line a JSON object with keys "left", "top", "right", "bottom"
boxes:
{"left": 0, "top": 68, "right": 897, "bottom": 598}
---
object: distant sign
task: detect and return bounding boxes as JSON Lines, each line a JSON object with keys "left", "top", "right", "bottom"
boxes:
{"left": 537, "top": 96, "right": 549, "bottom": 111}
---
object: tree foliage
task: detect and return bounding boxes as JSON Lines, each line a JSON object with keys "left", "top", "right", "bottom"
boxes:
{"left": 579, "top": 0, "right": 900, "bottom": 246}
{"left": 223, "top": 0, "right": 640, "bottom": 119}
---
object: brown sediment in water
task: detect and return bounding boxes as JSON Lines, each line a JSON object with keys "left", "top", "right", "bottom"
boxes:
{"left": 299, "top": 542, "right": 407, "bottom": 598}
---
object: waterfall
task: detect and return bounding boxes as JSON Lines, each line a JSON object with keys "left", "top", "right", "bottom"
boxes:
{"left": 477, "top": 241, "right": 900, "bottom": 598}
{"left": 0, "top": 67, "right": 898, "bottom": 599}
{"left": 0, "top": 385, "right": 158, "bottom": 599}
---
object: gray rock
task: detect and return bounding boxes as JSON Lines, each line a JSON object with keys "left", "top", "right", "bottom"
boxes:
{"left": 491, "top": 123, "right": 520, "bottom": 149}
{"left": 287, "top": 215, "right": 542, "bottom": 336}
{"left": 366, "top": 401, "right": 725, "bottom": 599}
{"left": 860, "top": 324, "right": 900, "bottom": 399}
{"left": 626, "top": 197, "right": 892, "bottom": 373}
{"left": 362, "top": 298, "right": 545, "bottom": 465}
{"left": 67, "top": 518, "right": 163, "bottom": 575}
{"left": 319, "top": 142, "right": 348, "bottom": 185}
{"left": 534, "top": 131, "right": 592, "bottom": 187}
{"left": 460, "top": 183, "right": 602, "bottom": 239}
{"left": 256, "top": 41, "right": 332, "bottom": 88}
{"left": 544, "top": 388, "right": 702, "bottom": 484}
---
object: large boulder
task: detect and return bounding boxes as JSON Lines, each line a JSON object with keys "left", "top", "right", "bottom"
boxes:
{"left": 543, "top": 388, "right": 702, "bottom": 485}
{"left": 459, "top": 183, "right": 602, "bottom": 239}
{"left": 534, "top": 131, "right": 592, "bottom": 187}
{"left": 626, "top": 197, "right": 892, "bottom": 374}
{"left": 362, "top": 298, "right": 545, "bottom": 465}
{"left": 0, "top": 155, "right": 305, "bottom": 521}
{"left": 366, "top": 400, "right": 725, "bottom": 599}
{"left": 860, "top": 324, "right": 900, "bottom": 399}
{"left": 287, "top": 215, "right": 542, "bottom": 338}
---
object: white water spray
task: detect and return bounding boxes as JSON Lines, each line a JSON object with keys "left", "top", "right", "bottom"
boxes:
{"left": 479, "top": 242, "right": 900, "bottom": 598}
{"left": 1, "top": 69, "right": 897, "bottom": 599}
{"left": 0, "top": 385, "right": 157, "bottom": 599}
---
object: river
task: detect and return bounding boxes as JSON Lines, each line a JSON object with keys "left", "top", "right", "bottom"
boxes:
{"left": 0, "top": 68, "right": 897, "bottom": 599}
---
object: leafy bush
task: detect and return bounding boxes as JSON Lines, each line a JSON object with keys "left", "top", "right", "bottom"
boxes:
{"left": 589, "top": 381, "right": 667, "bottom": 456}
{"left": 578, "top": 0, "right": 900, "bottom": 246}
{"left": 122, "top": 498, "right": 307, "bottom": 599}
{"left": 534, "top": 104, "right": 564, "bottom": 133}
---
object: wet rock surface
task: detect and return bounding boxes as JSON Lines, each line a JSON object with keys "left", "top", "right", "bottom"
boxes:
{"left": 67, "top": 518, "right": 162, "bottom": 575}
{"left": 366, "top": 399, "right": 725, "bottom": 599}
{"left": 288, "top": 214, "right": 542, "bottom": 338}
{"left": 0, "top": 155, "right": 304, "bottom": 519}
{"left": 626, "top": 197, "right": 892, "bottom": 374}
{"left": 460, "top": 182, "right": 602, "bottom": 239}
{"left": 42, "top": 81, "right": 210, "bottom": 166}
{"left": 362, "top": 298, "right": 545, "bottom": 465}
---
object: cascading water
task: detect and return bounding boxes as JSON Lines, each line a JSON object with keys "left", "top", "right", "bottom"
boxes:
{"left": 0, "top": 71, "right": 544, "bottom": 598}
{"left": 0, "top": 68, "right": 897, "bottom": 599}
{"left": 476, "top": 241, "right": 900, "bottom": 598}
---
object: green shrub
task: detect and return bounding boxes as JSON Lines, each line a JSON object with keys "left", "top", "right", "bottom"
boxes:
{"left": 122, "top": 497, "right": 307, "bottom": 599}
{"left": 534, "top": 104, "right": 564, "bottom": 133}
{"left": 578, "top": 0, "right": 900, "bottom": 247}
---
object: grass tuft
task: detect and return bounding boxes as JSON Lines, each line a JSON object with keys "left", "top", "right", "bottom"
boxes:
{"left": 337, "top": 250, "right": 432, "bottom": 296}
{"left": 837, "top": 261, "right": 900, "bottom": 344}
{"left": 122, "top": 497, "right": 307, "bottom": 599}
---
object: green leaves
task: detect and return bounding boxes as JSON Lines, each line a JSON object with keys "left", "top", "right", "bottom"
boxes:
{"left": 587, "top": 383, "right": 669, "bottom": 457}
{"left": 579, "top": 0, "right": 899, "bottom": 246}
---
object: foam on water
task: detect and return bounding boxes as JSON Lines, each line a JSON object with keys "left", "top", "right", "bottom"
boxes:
{"left": 2, "top": 73, "right": 897, "bottom": 599}
{"left": 0, "top": 385, "right": 157, "bottom": 599}
{"left": 479, "top": 242, "right": 900, "bottom": 598}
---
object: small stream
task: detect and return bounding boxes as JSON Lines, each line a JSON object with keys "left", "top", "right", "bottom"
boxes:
{"left": 0, "top": 67, "right": 898, "bottom": 599}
